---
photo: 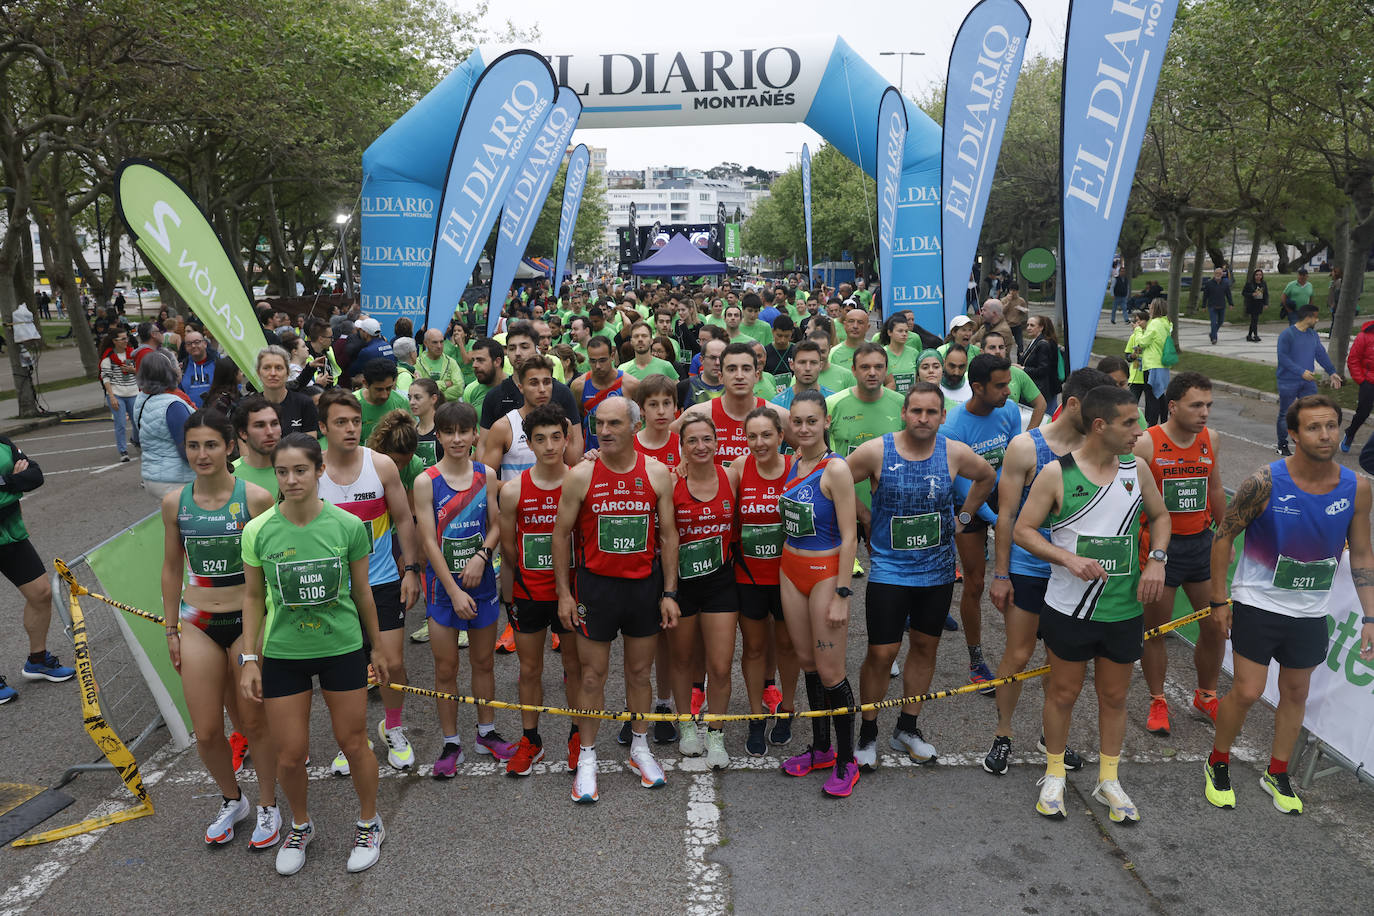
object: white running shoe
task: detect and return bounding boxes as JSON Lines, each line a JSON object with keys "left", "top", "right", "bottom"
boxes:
{"left": 1092, "top": 779, "right": 1140, "bottom": 823}
{"left": 377, "top": 720, "right": 415, "bottom": 770}
{"left": 346, "top": 817, "right": 385, "bottom": 873}
{"left": 854, "top": 737, "right": 878, "bottom": 771}
{"left": 704, "top": 729, "right": 729, "bottom": 770}
{"left": 330, "top": 738, "right": 374, "bottom": 776}
{"left": 275, "top": 821, "right": 313, "bottom": 876}
{"left": 572, "top": 751, "right": 599, "bottom": 803}
{"left": 890, "top": 727, "right": 937, "bottom": 763}
{"left": 249, "top": 805, "right": 281, "bottom": 849}
{"left": 205, "top": 794, "right": 249, "bottom": 844}
{"left": 678, "top": 722, "right": 704, "bottom": 757}
{"left": 1036, "top": 774, "right": 1067, "bottom": 819}
{"left": 629, "top": 744, "right": 667, "bottom": 787}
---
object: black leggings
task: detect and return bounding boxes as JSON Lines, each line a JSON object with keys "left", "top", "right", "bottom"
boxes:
{"left": 1349, "top": 381, "right": 1374, "bottom": 442}
{"left": 1247, "top": 311, "right": 1261, "bottom": 339}
{"left": 1142, "top": 384, "right": 1164, "bottom": 426}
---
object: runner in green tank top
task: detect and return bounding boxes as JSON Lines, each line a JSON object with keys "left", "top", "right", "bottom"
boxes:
{"left": 231, "top": 394, "right": 282, "bottom": 497}
{"left": 880, "top": 314, "right": 919, "bottom": 395}
{"left": 1015, "top": 385, "right": 1170, "bottom": 826}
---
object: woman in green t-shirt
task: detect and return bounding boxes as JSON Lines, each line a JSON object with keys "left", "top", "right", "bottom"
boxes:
{"left": 240, "top": 432, "right": 390, "bottom": 877}
{"left": 160, "top": 410, "right": 277, "bottom": 848}
{"left": 881, "top": 314, "right": 918, "bottom": 394}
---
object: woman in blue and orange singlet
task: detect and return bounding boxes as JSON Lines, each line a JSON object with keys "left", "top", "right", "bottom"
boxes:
{"left": 777, "top": 390, "right": 861, "bottom": 798}
{"left": 160, "top": 409, "right": 278, "bottom": 848}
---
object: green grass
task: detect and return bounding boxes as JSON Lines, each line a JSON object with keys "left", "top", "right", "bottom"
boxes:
{"left": 1092, "top": 334, "right": 1361, "bottom": 411}
{"left": 0, "top": 374, "right": 93, "bottom": 402}
{"left": 1107, "top": 269, "right": 1374, "bottom": 331}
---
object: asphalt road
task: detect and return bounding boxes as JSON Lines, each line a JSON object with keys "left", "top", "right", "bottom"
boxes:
{"left": 3, "top": 395, "right": 1374, "bottom": 915}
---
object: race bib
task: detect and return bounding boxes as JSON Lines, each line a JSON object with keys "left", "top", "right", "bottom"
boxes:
{"left": 891, "top": 513, "right": 941, "bottom": 550}
{"left": 1077, "top": 535, "right": 1133, "bottom": 577}
{"left": 741, "top": 523, "right": 784, "bottom": 560}
{"left": 414, "top": 440, "right": 438, "bottom": 467}
{"left": 980, "top": 446, "right": 1006, "bottom": 470}
{"left": 892, "top": 372, "right": 915, "bottom": 395}
{"left": 521, "top": 533, "right": 554, "bottom": 571}
{"left": 598, "top": 514, "right": 649, "bottom": 554}
{"left": 679, "top": 536, "right": 724, "bottom": 579}
{"left": 1163, "top": 476, "right": 1207, "bottom": 513}
{"left": 1272, "top": 555, "right": 1336, "bottom": 592}
{"left": 442, "top": 533, "right": 483, "bottom": 573}
{"left": 779, "top": 496, "right": 815, "bottom": 538}
{"left": 276, "top": 557, "right": 342, "bottom": 608}
{"left": 185, "top": 535, "right": 242, "bottom": 579}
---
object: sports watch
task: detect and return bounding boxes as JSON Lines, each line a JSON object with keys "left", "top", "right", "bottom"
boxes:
{"left": 1148, "top": 549, "right": 1168, "bottom": 565}
{"left": 957, "top": 511, "right": 972, "bottom": 526}
{"left": 237, "top": 653, "right": 259, "bottom": 667}
{"left": 835, "top": 586, "right": 853, "bottom": 598}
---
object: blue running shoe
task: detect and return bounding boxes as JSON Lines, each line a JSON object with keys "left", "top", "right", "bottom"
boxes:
{"left": 0, "top": 676, "right": 15, "bottom": 704}
{"left": 22, "top": 652, "right": 75, "bottom": 683}
{"left": 969, "top": 662, "right": 996, "bottom": 696}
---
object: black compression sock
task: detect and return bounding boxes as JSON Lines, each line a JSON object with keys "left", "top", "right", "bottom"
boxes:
{"left": 826, "top": 678, "right": 856, "bottom": 765}
{"left": 896, "top": 711, "right": 920, "bottom": 734}
{"left": 858, "top": 717, "right": 879, "bottom": 744}
{"left": 568, "top": 723, "right": 579, "bottom": 742}
{"left": 804, "top": 670, "right": 830, "bottom": 750}
{"left": 764, "top": 677, "right": 776, "bottom": 688}
{"left": 524, "top": 728, "right": 542, "bottom": 748}
{"left": 28, "top": 651, "right": 47, "bottom": 665}
{"left": 968, "top": 643, "right": 985, "bottom": 667}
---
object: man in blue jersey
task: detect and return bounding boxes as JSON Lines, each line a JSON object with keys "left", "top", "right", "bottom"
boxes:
{"left": 846, "top": 383, "right": 995, "bottom": 768}
{"left": 941, "top": 353, "right": 1022, "bottom": 691}
{"left": 1206, "top": 394, "right": 1374, "bottom": 814}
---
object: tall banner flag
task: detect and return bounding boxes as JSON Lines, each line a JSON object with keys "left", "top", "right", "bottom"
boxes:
{"left": 875, "top": 87, "right": 908, "bottom": 319}
{"left": 486, "top": 90, "right": 583, "bottom": 335}
{"left": 1060, "top": 0, "right": 1179, "bottom": 370}
{"left": 115, "top": 160, "right": 269, "bottom": 390}
{"left": 424, "top": 49, "right": 556, "bottom": 332}
{"left": 554, "top": 143, "right": 590, "bottom": 296}
{"left": 801, "top": 143, "right": 815, "bottom": 286}
{"left": 941, "top": 0, "right": 1031, "bottom": 327}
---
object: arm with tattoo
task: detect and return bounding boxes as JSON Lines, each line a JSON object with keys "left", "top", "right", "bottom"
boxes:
{"left": 1209, "top": 466, "right": 1271, "bottom": 606}
{"left": 1345, "top": 479, "right": 1374, "bottom": 660}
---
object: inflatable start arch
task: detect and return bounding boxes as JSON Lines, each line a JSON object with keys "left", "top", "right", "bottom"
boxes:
{"left": 362, "top": 37, "right": 944, "bottom": 335}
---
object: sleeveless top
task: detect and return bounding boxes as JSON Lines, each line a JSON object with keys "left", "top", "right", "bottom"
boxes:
{"left": 580, "top": 372, "right": 625, "bottom": 450}
{"left": 513, "top": 469, "right": 562, "bottom": 602}
{"left": 710, "top": 396, "right": 763, "bottom": 467}
{"left": 577, "top": 452, "right": 658, "bottom": 578}
{"left": 177, "top": 477, "right": 251, "bottom": 588}
{"left": 1146, "top": 426, "right": 1215, "bottom": 536}
{"left": 1044, "top": 453, "right": 1143, "bottom": 623}
{"left": 1232, "top": 460, "right": 1357, "bottom": 619}
{"left": 499, "top": 408, "right": 537, "bottom": 482}
{"left": 425, "top": 463, "right": 496, "bottom": 600}
{"left": 635, "top": 431, "right": 680, "bottom": 470}
{"left": 869, "top": 433, "right": 956, "bottom": 586}
{"left": 1009, "top": 427, "right": 1060, "bottom": 579}
{"left": 781, "top": 453, "right": 842, "bottom": 552}
{"left": 736, "top": 455, "right": 792, "bottom": 586}
{"left": 318, "top": 447, "right": 398, "bottom": 585}
{"left": 673, "top": 466, "right": 735, "bottom": 582}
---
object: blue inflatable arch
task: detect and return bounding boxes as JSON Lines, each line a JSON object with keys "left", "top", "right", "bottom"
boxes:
{"left": 361, "top": 37, "right": 945, "bottom": 336}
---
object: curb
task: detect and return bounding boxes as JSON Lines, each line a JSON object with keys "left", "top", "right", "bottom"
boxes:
{"left": 0, "top": 404, "right": 109, "bottom": 438}
{"left": 1089, "top": 352, "right": 1278, "bottom": 405}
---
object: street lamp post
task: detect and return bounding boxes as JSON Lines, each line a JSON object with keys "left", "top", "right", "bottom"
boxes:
{"left": 879, "top": 51, "right": 926, "bottom": 95}
{"left": 335, "top": 213, "right": 353, "bottom": 299}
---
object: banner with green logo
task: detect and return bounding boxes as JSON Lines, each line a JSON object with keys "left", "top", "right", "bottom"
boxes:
{"left": 116, "top": 160, "right": 269, "bottom": 389}
{"left": 724, "top": 223, "right": 741, "bottom": 259}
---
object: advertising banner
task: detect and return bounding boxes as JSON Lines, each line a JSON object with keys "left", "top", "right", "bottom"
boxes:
{"left": 724, "top": 223, "right": 741, "bottom": 258}
{"left": 554, "top": 143, "right": 591, "bottom": 298}
{"left": 487, "top": 90, "right": 583, "bottom": 336}
{"left": 424, "top": 49, "right": 557, "bottom": 332}
{"left": 115, "top": 160, "right": 269, "bottom": 390}
{"left": 875, "top": 87, "right": 908, "bottom": 319}
{"left": 801, "top": 143, "right": 814, "bottom": 284}
{"left": 941, "top": 0, "right": 1031, "bottom": 327}
{"left": 1060, "top": 0, "right": 1179, "bottom": 370}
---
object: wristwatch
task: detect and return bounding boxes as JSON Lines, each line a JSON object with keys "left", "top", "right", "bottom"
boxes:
{"left": 957, "top": 511, "right": 972, "bottom": 526}
{"left": 835, "top": 586, "right": 853, "bottom": 598}
{"left": 237, "top": 653, "right": 259, "bottom": 667}
{"left": 404, "top": 563, "right": 423, "bottom": 575}
{"left": 1148, "top": 548, "right": 1168, "bottom": 565}
{"left": 662, "top": 590, "right": 679, "bottom": 601}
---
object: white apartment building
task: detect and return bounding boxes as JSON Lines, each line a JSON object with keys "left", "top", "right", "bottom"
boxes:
{"left": 602, "top": 167, "right": 769, "bottom": 257}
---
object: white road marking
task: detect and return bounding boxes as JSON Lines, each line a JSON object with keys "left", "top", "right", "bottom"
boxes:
{"left": 90, "top": 462, "right": 131, "bottom": 475}
{"left": 27, "top": 444, "right": 124, "bottom": 457}
{"left": 44, "top": 463, "right": 129, "bottom": 476}
{"left": 12, "top": 430, "right": 108, "bottom": 443}
{"left": 685, "top": 773, "right": 726, "bottom": 916}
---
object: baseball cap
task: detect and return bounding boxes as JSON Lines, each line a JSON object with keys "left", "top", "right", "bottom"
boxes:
{"left": 358, "top": 317, "right": 382, "bottom": 335}
{"left": 948, "top": 315, "right": 974, "bottom": 331}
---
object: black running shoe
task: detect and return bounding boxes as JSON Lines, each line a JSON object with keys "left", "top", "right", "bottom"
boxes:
{"left": 1037, "top": 735, "right": 1084, "bottom": 771}
{"left": 652, "top": 704, "right": 679, "bottom": 744}
{"left": 983, "top": 735, "right": 1011, "bottom": 775}
{"left": 617, "top": 718, "right": 632, "bottom": 745}
{"left": 769, "top": 713, "right": 794, "bottom": 747}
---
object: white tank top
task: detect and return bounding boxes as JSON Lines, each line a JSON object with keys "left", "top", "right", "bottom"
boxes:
{"left": 500, "top": 409, "right": 536, "bottom": 482}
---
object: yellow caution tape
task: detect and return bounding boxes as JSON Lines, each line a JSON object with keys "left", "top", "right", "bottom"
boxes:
{"left": 54, "top": 558, "right": 166, "bottom": 626}
{"left": 12, "top": 590, "right": 154, "bottom": 846}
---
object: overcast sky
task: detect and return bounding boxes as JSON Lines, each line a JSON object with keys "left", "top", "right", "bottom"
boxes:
{"left": 476, "top": 0, "right": 1070, "bottom": 172}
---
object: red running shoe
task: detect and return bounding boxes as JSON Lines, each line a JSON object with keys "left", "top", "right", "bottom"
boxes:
{"left": 230, "top": 731, "right": 249, "bottom": 775}
{"left": 506, "top": 736, "right": 545, "bottom": 777}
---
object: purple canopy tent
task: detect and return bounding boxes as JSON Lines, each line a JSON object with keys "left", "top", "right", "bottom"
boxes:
{"left": 630, "top": 233, "right": 728, "bottom": 277}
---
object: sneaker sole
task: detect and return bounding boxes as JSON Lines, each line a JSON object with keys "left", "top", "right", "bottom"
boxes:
{"left": 475, "top": 744, "right": 516, "bottom": 761}
{"left": 0, "top": 695, "right": 14, "bottom": 705}
{"left": 506, "top": 750, "right": 545, "bottom": 777}
{"left": 1261, "top": 778, "right": 1303, "bottom": 814}
{"left": 628, "top": 760, "right": 666, "bottom": 788}
{"left": 1091, "top": 790, "right": 1141, "bottom": 823}
{"left": 206, "top": 828, "right": 235, "bottom": 845}
{"left": 275, "top": 856, "right": 308, "bottom": 876}
{"left": 20, "top": 670, "right": 74, "bottom": 683}
{"left": 822, "top": 772, "right": 859, "bottom": 798}
{"left": 982, "top": 759, "right": 1008, "bottom": 775}
{"left": 249, "top": 829, "right": 280, "bottom": 849}
{"left": 1036, "top": 804, "right": 1067, "bottom": 820}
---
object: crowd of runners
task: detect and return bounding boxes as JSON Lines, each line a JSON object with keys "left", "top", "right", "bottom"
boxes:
{"left": 5, "top": 276, "right": 1373, "bottom": 878}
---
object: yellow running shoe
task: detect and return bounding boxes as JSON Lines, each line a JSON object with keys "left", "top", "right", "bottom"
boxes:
{"left": 1261, "top": 770, "right": 1303, "bottom": 814}
{"left": 1035, "top": 774, "right": 1067, "bottom": 819}
{"left": 1204, "top": 761, "right": 1236, "bottom": 809}
{"left": 1092, "top": 779, "right": 1140, "bottom": 823}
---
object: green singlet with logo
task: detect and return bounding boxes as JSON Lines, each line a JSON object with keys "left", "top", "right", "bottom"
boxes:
{"left": 1044, "top": 453, "right": 1144, "bottom": 623}
{"left": 825, "top": 387, "right": 904, "bottom": 507}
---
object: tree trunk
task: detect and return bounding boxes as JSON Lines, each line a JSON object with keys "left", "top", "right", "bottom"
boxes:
{"left": 1275, "top": 239, "right": 1291, "bottom": 274}
{"left": 263, "top": 184, "right": 293, "bottom": 296}
{"left": 1162, "top": 211, "right": 1188, "bottom": 344}
{"left": 1187, "top": 223, "right": 1206, "bottom": 312}
{"left": 1246, "top": 223, "right": 1262, "bottom": 277}
{"left": 37, "top": 196, "right": 99, "bottom": 377}
{"left": 1328, "top": 204, "right": 1374, "bottom": 370}
{"left": 1, "top": 232, "right": 42, "bottom": 418}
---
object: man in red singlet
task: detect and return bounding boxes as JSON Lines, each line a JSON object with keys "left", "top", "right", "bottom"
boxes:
{"left": 677, "top": 342, "right": 790, "bottom": 466}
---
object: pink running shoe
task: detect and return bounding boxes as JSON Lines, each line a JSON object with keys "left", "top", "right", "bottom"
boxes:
{"left": 781, "top": 746, "right": 836, "bottom": 777}
{"left": 823, "top": 761, "right": 860, "bottom": 798}
{"left": 475, "top": 731, "right": 517, "bottom": 760}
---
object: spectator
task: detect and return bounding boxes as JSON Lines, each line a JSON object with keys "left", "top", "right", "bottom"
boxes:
{"left": 1000, "top": 283, "right": 1028, "bottom": 354}
{"left": 1019, "top": 314, "right": 1063, "bottom": 411}
{"left": 1275, "top": 304, "right": 1343, "bottom": 455}
{"left": 1123, "top": 310, "right": 1150, "bottom": 406}
{"left": 1327, "top": 266, "right": 1344, "bottom": 335}
{"left": 1343, "top": 315, "right": 1374, "bottom": 452}
{"left": 134, "top": 350, "right": 195, "bottom": 499}
{"left": 391, "top": 336, "right": 418, "bottom": 393}
{"left": 1110, "top": 260, "right": 1129, "bottom": 324}
{"left": 98, "top": 328, "right": 140, "bottom": 461}
{"left": 1241, "top": 268, "right": 1268, "bottom": 342}
{"left": 131, "top": 322, "right": 162, "bottom": 371}
{"left": 1279, "top": 267, "right": 1314, "bottom": 326}
{"left": 1133, "top": 299, "right": 1172, "bottom": 425}
{"left": 346, "top": 317, "right": 394, "bottom": 382}
{"left": 256, "top": 344, "right": 318, "bottom": 436}
{"left": 202, "top": 357, "right": 244, "bottom": 416}
{"left": 179, "top": 329, "right": 216, "bottom": 406}
{"left": 1201, "top": 267, "right": 1233, "bottom": 345}
{"left": 973, "top": 299, "right": 1012, "bottom": 347}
